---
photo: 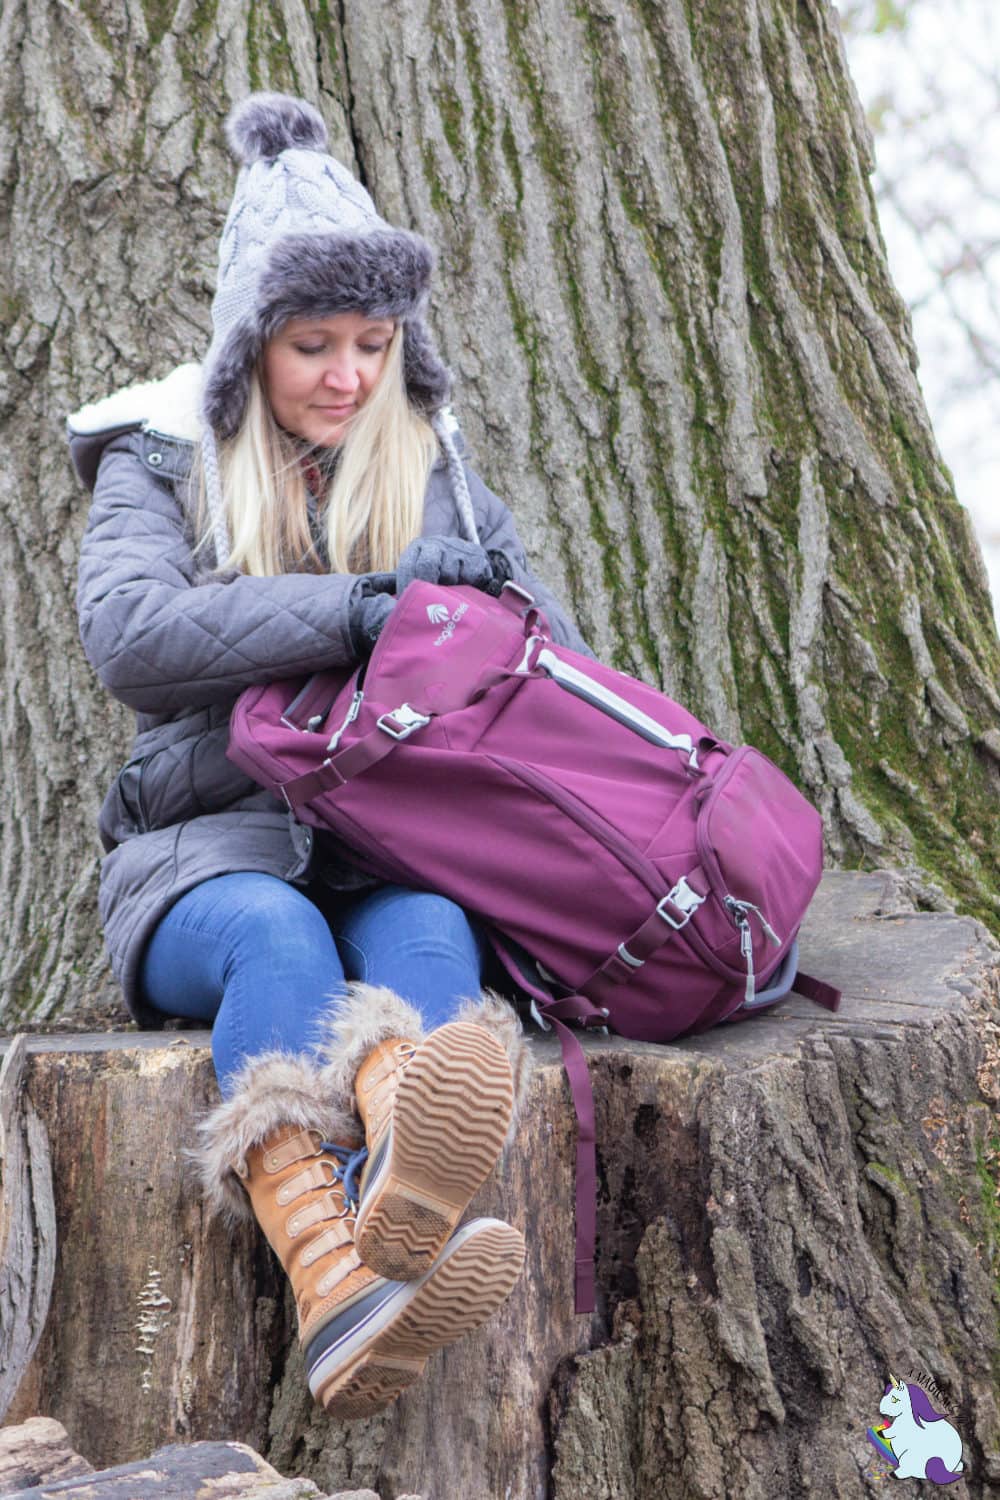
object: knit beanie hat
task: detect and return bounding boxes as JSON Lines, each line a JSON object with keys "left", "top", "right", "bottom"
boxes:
{"left": 200, "top": 92, "right": 474, "bottom": 566}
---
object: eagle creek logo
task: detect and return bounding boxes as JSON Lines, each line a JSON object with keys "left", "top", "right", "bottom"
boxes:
{"left": 428, "top": 599, "right": 469, "bottom": 646}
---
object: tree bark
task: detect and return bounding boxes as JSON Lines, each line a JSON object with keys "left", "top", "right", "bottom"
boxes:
{"left": 0, "top": 1036, "right": 56, "bottom": 1420}
{"left": 0, "top": 0, "right": 996, "bottom": 1024}
{"left": 3, "top": 874, "right": 1000, "bottom": 1497}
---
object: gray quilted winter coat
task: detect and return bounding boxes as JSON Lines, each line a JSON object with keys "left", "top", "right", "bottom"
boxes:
{"left": 71, "top": 364, "right": 592, "bottom": 1024}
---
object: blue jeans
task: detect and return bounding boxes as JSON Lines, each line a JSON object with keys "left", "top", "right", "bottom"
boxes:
{"left": 139, "top": 874, "right": 487, "bottom": 1097}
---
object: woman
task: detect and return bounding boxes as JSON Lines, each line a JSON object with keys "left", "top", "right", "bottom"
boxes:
{"left": 69, "top": 93, "right": 593, "bottom": 1420}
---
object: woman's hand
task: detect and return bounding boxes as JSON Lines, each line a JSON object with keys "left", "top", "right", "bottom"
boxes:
{"left": 348, "top": 575, "right": 396, "bottom": 657}
{"left": 394, "top": 535, "right": 495, "bottom": 594}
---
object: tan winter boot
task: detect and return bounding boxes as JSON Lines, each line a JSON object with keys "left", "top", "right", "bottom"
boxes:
{"left": 193, "top": 1051, "right": 526, "bottom": 1420}
{"left": 320, "top": 985, "right": 531, "bottom": 1282}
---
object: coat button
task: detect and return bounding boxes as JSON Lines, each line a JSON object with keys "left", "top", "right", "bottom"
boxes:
{"left": 147, "top": 451, "right": 163, "bottom": 467}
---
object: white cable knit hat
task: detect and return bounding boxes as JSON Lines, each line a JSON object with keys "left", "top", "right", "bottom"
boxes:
{"left": 200, "top": 93, "right": 474, "bottom": 566}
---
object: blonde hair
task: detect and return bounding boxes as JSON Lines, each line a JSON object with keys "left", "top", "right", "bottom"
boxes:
{"left": 192, "top": 324, "right": 438, "bottom": 576}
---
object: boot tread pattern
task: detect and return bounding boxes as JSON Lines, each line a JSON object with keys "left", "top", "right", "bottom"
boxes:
{"left": 317, "top": 1221, "right": 525, "bottom": 1419}
{"left": 356, "top": 1023, "right": 514, "bottom": 1280}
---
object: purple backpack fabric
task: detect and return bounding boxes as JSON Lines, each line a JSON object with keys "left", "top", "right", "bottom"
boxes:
{"left": 228, "top": 580, "right": 839, "bottom": 1311}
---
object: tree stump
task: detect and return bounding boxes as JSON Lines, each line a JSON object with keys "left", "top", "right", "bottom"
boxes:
{"left": 0, "top": 1428, "right": 388, "bottom": 1499}
{"left": 0, "top": 1417, "right": 93, "bottom": 1490}
{"left": 2, "top": 871, "right": 999, "bottom": 1498}
{"left": 2, "top": 0, "right": 998, "bottom": 1028}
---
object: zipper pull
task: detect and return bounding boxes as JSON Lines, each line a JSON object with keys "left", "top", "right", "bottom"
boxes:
{"left": 326, "top": 690, "right": 364, "bottom": 752}
{"left": 748, "top": 903, "right": 781, "bottom": 947}
{"left": 725, "top": 896, "right": 781, "bottom": 947}
{"left": 738, "top": 916, "right": 754, "bottom": 1002}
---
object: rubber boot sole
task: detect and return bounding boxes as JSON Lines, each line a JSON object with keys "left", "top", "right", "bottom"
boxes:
{"left": 355, "top": 1021, "right": 514, "bottom": 1281}
{"left": 309, "top": 1217, "right": 525, "bottom": 1419}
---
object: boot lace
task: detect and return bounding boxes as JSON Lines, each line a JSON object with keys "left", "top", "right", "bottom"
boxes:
{"left": 318, "top": 1142, "right": 369, "bottom": 1215}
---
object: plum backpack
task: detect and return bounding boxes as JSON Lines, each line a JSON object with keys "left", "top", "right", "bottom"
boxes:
{"left": 228, "top": 579, "right": 839, "bottom": 1311}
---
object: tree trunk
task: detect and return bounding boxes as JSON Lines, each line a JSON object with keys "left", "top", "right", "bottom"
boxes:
{"left": 0, "top": 0, "right": 996, "bottom": 1024}
{"left": 3, "top": 873, "right": 1000, "bottom": 1497}
{"left": 0, "top": 1036, "right": 56, "bottom": 1418}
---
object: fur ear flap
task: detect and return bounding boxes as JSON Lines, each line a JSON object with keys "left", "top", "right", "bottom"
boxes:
{"left": 225, "top": 93, "right": 328, "bottom": 164}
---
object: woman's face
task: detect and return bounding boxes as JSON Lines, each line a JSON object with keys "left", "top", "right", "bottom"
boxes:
{"left": 261, "top": 311, "right": 396, "bottom": 446}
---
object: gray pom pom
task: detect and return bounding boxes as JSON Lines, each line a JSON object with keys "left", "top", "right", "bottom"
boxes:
{"left": 225, "top": 93, "right": 329, "bottom": 164}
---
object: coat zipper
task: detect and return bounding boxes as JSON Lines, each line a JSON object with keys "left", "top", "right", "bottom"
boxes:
{"left": 135, "top": 757, "right": 150, "bottom": 833}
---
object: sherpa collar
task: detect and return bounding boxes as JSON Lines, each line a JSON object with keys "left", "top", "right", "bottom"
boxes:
{"left": 67, "top": 361, "right": 203, "bottom": 443}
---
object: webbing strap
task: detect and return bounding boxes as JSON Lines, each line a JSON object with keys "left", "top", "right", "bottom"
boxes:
{"left": 261, "top": 1129, "right": 320, "bottom": 1173}
{"left": 278, "top": 648, "right": 548, "bottom": 810}
{"left": 316, "top": 1247, "right": 362, "bottom": 1296}
{"left": 544, "top": 993, "right": 609, "bottom": 1026}
{"left": 792, "top": 970, "right": 841, "bottom": 1011}
{"left": 279, "top": 721, "right": 411, "bottom": 807}
{"left": 539, "top": 1004, "right": 599, "bottom": 1316}
{"left": 592, "top": 870, "right": 709, "bottom": 988}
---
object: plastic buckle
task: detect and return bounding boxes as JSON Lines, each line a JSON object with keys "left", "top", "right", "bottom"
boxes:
{"left": 656, "top": 876, "right": 705, "bottom": 931}
{"left": 376, "top": 703, "right": 430, "bottom": 741}
{"left": 500, "top": 580, "right": 535, "bottom": 606}
{"left": 528, "top": 999, "right": 552, "bottom": 1032}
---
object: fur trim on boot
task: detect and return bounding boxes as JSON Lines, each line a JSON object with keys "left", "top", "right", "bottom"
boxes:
{"left": 191, "top": 1051, "right": 362, "bottom": 1225}
{"left": 454, "top": 989, "right": 533, "bottom": 1126}
{"left": 317, "top": 983, "right": 427, "bottom": 1108}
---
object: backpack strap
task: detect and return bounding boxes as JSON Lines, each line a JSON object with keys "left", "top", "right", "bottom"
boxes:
{"left": 588, "top": 871, "right": 710, "bottom": 987}
{"left": 534, "top": 998, "right": 602, "bottom": 1316}
{"left": 791, "top": 970, "right": 841, "bottom": 1011}
{"left": 277, "top": 703, "right": 434, "bottom": 808}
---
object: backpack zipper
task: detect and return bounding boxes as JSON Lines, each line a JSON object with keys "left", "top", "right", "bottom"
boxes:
{"left": 535, "top": 648, "right": 702, "bottom": 769}
{"left": 326, "top": 689, "right": 364, "bottom": 751}
{"left": 723, "top": 896, "right": 781, "bottom": 947}
{"left": 723, "top": 896, "right": 782, "bottom": 1003}
{"left": 493, "top": 756, "right": 747, "bottom": 986}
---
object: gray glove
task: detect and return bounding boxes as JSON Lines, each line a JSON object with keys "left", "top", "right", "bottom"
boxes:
{"left": 395, "top": 535, "right": 495, "bottom": 595}
{"left": 348, "top": 575, "right": 396, "bottom": 658}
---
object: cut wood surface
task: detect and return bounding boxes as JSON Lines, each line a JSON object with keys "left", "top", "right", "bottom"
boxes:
{"left": 2, "top": 872, "right": 999, "bottom": 1498}
{"left": 0, "top": 1432, "right": 390, "bottom": 1499}
{"left": 0, "top": 1418, "right": 93, "bottom": 1490}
